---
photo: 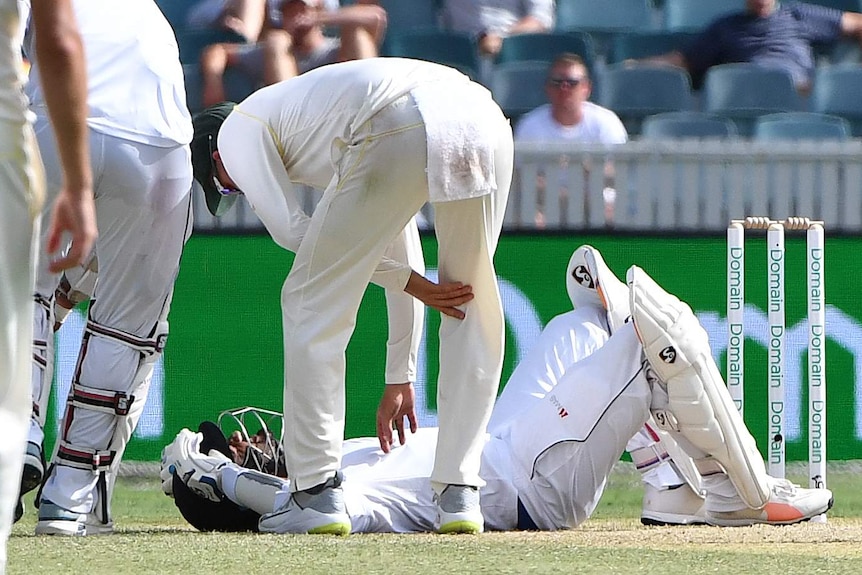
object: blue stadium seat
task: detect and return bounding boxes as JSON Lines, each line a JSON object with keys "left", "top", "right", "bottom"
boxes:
{"left": 556, "top": 0, "right": 654, "bottom": 34}
{"left": 597, "top": 64, "right": 692, "bottom": 135}
{"left": 489, "top": 60, "right": 549, "bottom": 123}
{"left": 382, "top": 30, "right": 479, "bottom": 80}
{"left": 176, "top": 28, "right": 247, "bottom": 64}
{"left": 812, "top": 64, "right": 862, "bottom": 136}
{"left": 662, "top": 0, "right": 746, "bottom": 32}
{"left": 155, "top": 0, "right": 196, "bottom": 32}
{"left": 703, "top": 63, "right": 802, "bottom": 137}
{"left": 607, "top": 31, "right": 697, "bottom": 64}
{"left": 804, "top": 0, "right": 862, "bottom": 11}
{"left": 753, "top": 112, "right": 852, "bottom": 141}
{"left": 379, "top": 0, "right": 440, "bottom": 33}
{"left": 641, "top": 111, "right": 738, "bottom": 139}
{"left": 497, "top": 32, "right": 595, "bottom": 71}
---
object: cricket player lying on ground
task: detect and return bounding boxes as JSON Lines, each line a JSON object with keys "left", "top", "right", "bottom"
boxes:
{"left": 161, "top": 246, "right": 833, "bottom": 532}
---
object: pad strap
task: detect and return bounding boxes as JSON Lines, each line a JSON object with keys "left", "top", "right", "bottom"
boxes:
{"left": 629, "top": 443, "right": 671, "bottom": 474}
{"left": 86, "top": 320, "right": 167, "bottom": 355}
{"left": 70, "top": 382, "right": 135, "bottom": 416}
{"left": 56, "top": 441, "right": 114, "bottom": 472}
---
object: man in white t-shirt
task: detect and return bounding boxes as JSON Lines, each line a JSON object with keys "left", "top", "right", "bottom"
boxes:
{"left": 515, "top": 53, "right": 626, "bottom": 227}
{"left": 515, "top": 53, "right": 627, "bottom": 144}
{"left": 21, "top": 0, "right": 194, "bottom": 537}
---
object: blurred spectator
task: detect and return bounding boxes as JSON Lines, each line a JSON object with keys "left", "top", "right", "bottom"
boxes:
{"left": 633, "top": 0, "right": 862, "bottom": 92}
{"left": 187, "top": 0, "right": 272, "bottom": 42}
{"left": 515, "top": 53, "right": 626, "bottom": 227}
{"left": 441, "top": 0, "right": 554, "bottom": 58}
{"left": 515, "top": 53, "right": 627, "bottom": 144}
{"left": 200, "top": 0, "right": 385, "bottom": 107}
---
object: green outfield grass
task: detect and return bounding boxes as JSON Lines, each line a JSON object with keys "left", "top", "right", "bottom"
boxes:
{"left": 9, "top": 463, "right": 862, "bottom": 575}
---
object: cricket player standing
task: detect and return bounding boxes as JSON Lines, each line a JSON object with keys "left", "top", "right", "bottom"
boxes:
{"left": 192, "top": 57, "right": 513, "bottom": 534}
{"left": 0, "top": 0, "right": 93, "bottom": 569}
{"left": 21, "top": 0, "right": 193, "bottom": 536}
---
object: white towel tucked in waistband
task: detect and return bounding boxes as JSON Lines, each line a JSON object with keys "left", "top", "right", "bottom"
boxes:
{"left": 410, "top": 80, "right": 507, "bottom": 204}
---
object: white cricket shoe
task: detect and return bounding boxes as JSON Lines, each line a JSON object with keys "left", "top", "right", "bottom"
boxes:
{"left": 258, "top": 472, "right": 351, "bottom": 535}
{"left": 35, "top": 501, "right": 114, "bottom": 536}
{"left": 706, "top": 477, "right": 833, "bottom": 526}
{"left": 565, "top": 245, "right": 630, "bottom": 333}
{"left": 436, "top": 484, "right": 484, "bottom": 534}
{"left": 641, "top": 483, "right": 706, "bottom": 526}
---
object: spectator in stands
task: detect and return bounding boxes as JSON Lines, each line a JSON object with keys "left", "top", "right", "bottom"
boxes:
{"left": 441, "top": 0, "right": 554, "bottom": 58}
{"left": 199, "top": 0, "right": 385, "bottom": 107}
{"left": 632, "top": 0, "right": 862, "bottom": 92}
{"left": 515, "top": 53, "right": 626, "bottom": 227}
{"left": 186, "top": 0, "right": 273, "bottom": 42}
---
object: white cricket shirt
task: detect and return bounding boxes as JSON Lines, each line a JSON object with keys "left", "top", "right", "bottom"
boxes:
{"left": 24, "top": 0, "right": 192, "bottom": 147}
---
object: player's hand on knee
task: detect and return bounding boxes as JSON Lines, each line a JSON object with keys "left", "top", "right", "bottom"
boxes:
{"left": 376, "top": 383, "right": 417, "bottom": 453}
{"left": 404, "top": 271, "right": 474, "bottom": 320}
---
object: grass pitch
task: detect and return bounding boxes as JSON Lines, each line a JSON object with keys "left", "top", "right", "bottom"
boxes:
{"left": 9, "top": 463, "right": 862, "bottom": 575}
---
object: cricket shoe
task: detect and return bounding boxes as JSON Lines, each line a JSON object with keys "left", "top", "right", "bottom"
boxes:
{"left": 436, "top": 484, "right": 484, "bottom": 534}
{"left": 641, "top": 483, "right": 707, "bottom": 526}
{"left": 21, "top": 441, "right": 45, "bottom": 494}
{"left": 14, "top": 441, "right": 45, "bottom": 524}
{"left": 35, "top": 500, "right": 114, "bottom": 536}
{"left": 258, "top": 472, "right": 351, "bottom": 535}
{"left": 706, "top": 477, "right": 833, "bottom": 526}
{"left": 565, "top": 245, "right": 630, "bottom": 333}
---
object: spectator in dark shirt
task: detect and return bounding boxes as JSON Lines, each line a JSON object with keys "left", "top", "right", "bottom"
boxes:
{"left": 635, "top": 0, "right": 862, "bottom": 92}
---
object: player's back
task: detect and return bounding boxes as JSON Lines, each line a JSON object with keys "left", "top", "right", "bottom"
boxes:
{"left": 25, "top": 0, "right": 191, "bottom": 146}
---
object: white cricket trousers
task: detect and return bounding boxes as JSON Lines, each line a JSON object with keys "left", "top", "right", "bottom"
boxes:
{"left": 501, "top": 322, "right": 652, "bottom": 529}
{"left": 281, "top": 91, "right": 513, "bottom": 491}
{"left": 0, "top": 120, "right": 43, "bottom": 572}
{"left": 32, "top": 119, "right": 192, "bottom": 514}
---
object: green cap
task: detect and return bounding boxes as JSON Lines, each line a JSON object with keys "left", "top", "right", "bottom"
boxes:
{"left": 191, "top": 102, "right": 238, "bottom": 217}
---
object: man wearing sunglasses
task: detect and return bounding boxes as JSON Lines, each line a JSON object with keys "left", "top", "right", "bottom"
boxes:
{"left": 514, "top": 53, "right": 627, "bottom": 227}
{"left": 515, "top": 53, "right": 627, "bottom": 146}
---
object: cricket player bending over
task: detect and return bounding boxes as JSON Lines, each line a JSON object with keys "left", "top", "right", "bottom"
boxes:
{"left": 162, "top": 247, "right": 833, "bottom": 532}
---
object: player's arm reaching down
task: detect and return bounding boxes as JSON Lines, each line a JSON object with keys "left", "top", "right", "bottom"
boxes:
{"left": 29, "top": 0, "right": 95, "bottom": 272}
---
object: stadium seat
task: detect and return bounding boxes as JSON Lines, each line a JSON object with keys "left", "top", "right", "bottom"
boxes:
{"left": 812, "top": 64, "right": 862, "bottom": 136}
{"left": 176, "top": 28, "right": 247, "bottom": 65}
{"left": 703, "top": 63, "right": 802, "bottom": 137}
{"left": 753, "top": 112, "right": 852, "bottom": 141}
{"left": 382, "top": 30, "right": 479, "bottom": 80}
{"left": 489, "top": 60, "right": 549, "bottom": 123}
{"left": 379, "top": 0, "right": 440, "bottom": 34}
{"left": 662, "top": 0, "right": 746, "bottom": 32}
{"left": 804, "top": 0, "right": 862, "bottom": 11}
{"left": 641, "top": 111, "right": 738, "bottom": 139}
{"left": 497, "top": 32, "right": 596, "bottom": 72}
{"left": 556, "top": 0, "right": 654, "bottom": 33}
{"left": 597, "top": 64, "right": 692, "bottom": 136}
{"left": 607, "top": 31, "right": 698, "bottom": 64}
{"left": 155, "top": 0, "right": 196, "bottom": 32}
